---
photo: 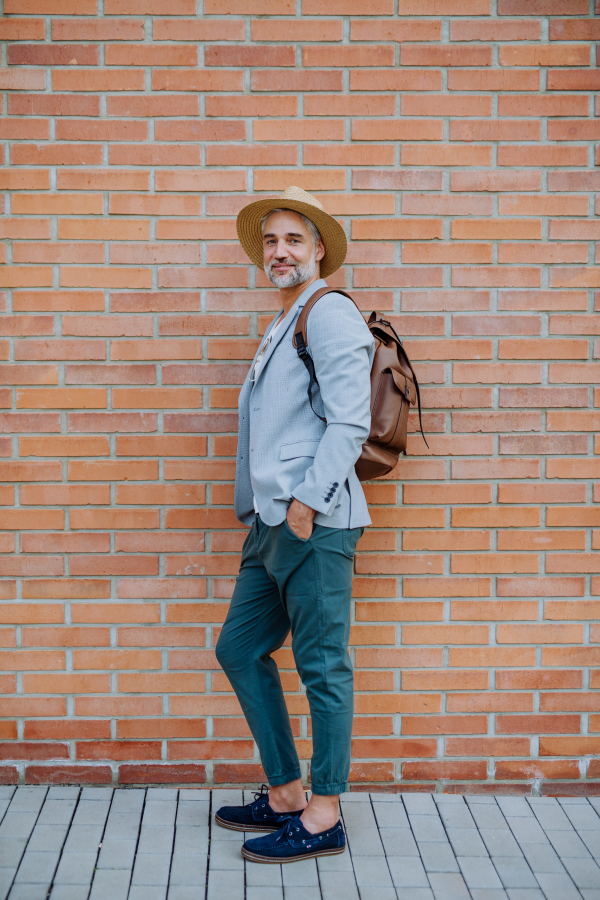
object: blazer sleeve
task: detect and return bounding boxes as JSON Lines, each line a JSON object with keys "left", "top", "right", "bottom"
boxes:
{"left": 291, "top": 292, "right": 374, "bottom": 516}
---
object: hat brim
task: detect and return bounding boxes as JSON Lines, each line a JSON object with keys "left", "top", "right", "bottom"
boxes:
{"left": 236, "top": 197, "right": 347, "bottom": 279}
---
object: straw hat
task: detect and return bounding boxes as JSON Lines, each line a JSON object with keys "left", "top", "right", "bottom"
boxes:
{"left": 236, "top": 185, "right": 347, "bottom": 279}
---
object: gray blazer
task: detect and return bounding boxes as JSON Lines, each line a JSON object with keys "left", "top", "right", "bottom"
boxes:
{"left": 234, "top": 279, "right": 375, "bottom": 530}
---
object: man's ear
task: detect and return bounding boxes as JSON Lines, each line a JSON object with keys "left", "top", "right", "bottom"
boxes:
{"left": 315, "top": 238, "right": 325, "bottom": 262}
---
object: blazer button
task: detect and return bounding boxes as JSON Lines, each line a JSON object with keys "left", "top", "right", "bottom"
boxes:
{"left": 333, "top": 482, "right": 339, "bottom": 487}
{"left": 325, "top": 498, "right": 331, "bottom": 503}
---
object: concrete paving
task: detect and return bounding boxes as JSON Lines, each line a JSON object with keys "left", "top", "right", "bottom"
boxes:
{"left": 0, "top": 786, "right": 598, "bottom": 899}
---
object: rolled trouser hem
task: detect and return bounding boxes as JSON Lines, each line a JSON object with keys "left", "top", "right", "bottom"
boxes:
{"left": 267, "top": 768, "right": 302, "bottom": 787}
{"left": 310, "top": 782, "right": 348, "bottom": 796}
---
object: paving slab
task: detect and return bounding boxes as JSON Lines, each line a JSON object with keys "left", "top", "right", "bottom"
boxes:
{"left": 0, "top": 841, "right": 27, "bottom": 869}
{"left": 410, "top": 814, "right": 447, "bottom": 842}
{"left": 318, "top": 870, "right": 360, "bottom": 900}
{"left": 439, "top": 803, "right": 478, "bottom": 831}
{"left": 371, "top": 802, "right": 409, "bottom": 829}
{"left": 176, "top": 802, "right": 209, "bottom": 827}
{"left": 8, "top": 885, "right": 52, "bottom": 900}
{"left": 206, "top": 868, "right": 244, "bottom": 900}
{"left": 519, "top": 842, "right": 565, "bottom": 874}
{"left": 506, "top": 818, "right": 549, "bottom": 846}
{"left": 447, "top": 826, "right": 489, "bottom": 857}
{"left": 13, "top": 852, "right": 58, "bottom": 885}
{"left": 131, "top": 852, "right": 171, "bottom": 886}
{"left": 142, "top": 801, "right": 177, "bottom": 828}
{"left": 52, "top": 852, "right": 97, "bottom": 886}
{"left": 470, "top": 891, "right": 509, "bottom": 900}
{"left": 80, "top": 788, "right": 112, "bottom": 802}
{"left": 561, "top": 855, "right": 600, "bottom": 889}
{"left": 281, "top": 857, "right": 319, "bottom": 886}
{"left": 129, "top": 886, "right": 167, "bottom": 900}
{"left": 246, "top": 887, "right": 284, "bottom": 900}
{"left": 111, "top": 791, "right": 144, "bottom": 814}
{"left": 246, "top": 862, "right": 282, "bottom": 886}
{"left": 492, "top": 856, "right": 538, "bottom": 889}
{"left": 458, "top": 856, "right": 504, "bottom": 890}
{"left": 89, "top": 868, "right": 131, "bottom": 900}
{"left": 350, "top": 855, "right": 395, "bottom": 888}
{"left": 345, "top": 827, "right": 385, "bottom": 856}
{"left": 284, "top": 888, "right": 322, "bottom": 900}
{"left": 354, "top": 888, "right": 396, "bottom": 900}
{"left": 497, "top": 799, "right": 534, "bottom": 819}
{"left": 169, "top": 853, "right": 207, "bottom": 885}
{"left": 379, "top": 825, "right": 419, "bottom": 856}
{"left": 546, "top": 828, "right": 592, "bottom": 858}
{"left": 96, "top": 838, "right": 136, "bottom": 869}
{"left": 173, "top": 824, "right": 208, "bottom": 855}
{"left": 71, "top": 801, "right": 110, "bottom": 827}
{"left": 506, "top": 891, "right": 545, "bottom": 900}
{"left": 392, "top": 890, "right": 435, "bottom": 900}
{"left": 137, "top": 825, "right": 175, "bottom": 855}
{"left": 428, "top": 871, "right": 471, "bottom": 899}
{"left": 420, "top": 840, "right": 461, "bottom": 873}
{"left": 533, "top": 871, "right": 581, "bottom": 900}
{"left": 404, "top": 794, "right": 439, "bottom": 816}
{"left": 62, "top": 824, "right": 103, "bottom": 854}
{"left": 562, "top": 804, "right": 600, "bottom": 832}
{"left": 387, "top": 854, "right": 429, "bottom": 887}
{"left": 528, "top": 802, "right": 572, "bottom": 832}
{"left": 469, "top": 805, "right": 510, "bottom": 832}
{"left": 49, "top": 886, "right": 90, "bottom": 900}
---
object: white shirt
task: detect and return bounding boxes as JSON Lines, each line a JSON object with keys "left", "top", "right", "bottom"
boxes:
{"left": 251, "top": 313, "right": 284, "bottom": 513}
{"left": 250, "top": 312, "right": 284, "bottom": 386}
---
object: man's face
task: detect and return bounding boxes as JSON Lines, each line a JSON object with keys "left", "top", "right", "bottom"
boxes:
{"left": 262, "top": 210, "right": 325, "bottom": 289}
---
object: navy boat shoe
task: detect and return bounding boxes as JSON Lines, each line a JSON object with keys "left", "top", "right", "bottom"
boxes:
{"left": 242, "top": 815, "right": 346, "bottom": 863}
{"left": 215, "top": 785, "right": 306, "bottom": 833}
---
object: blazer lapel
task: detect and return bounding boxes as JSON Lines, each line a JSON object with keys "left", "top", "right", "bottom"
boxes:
{"left": 251, "top": 279, "right": 327, "bottom": 390}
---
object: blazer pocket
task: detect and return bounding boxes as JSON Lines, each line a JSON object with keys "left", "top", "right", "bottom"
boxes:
{"left": 279, "top": 440, "right": 321, "bottom": 460}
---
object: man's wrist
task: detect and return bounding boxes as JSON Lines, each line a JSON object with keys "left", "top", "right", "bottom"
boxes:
{"left": 289, "top": 498, "right": 316, "bottom": 520}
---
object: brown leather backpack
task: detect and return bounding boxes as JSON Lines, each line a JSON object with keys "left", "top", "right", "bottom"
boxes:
{"left": 292, "top": 287, "right": 428, "bottom": 481}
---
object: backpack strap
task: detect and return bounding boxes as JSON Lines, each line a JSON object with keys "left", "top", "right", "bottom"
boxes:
{"left": 292, "top": 287, "right": 361, "bottom": 425}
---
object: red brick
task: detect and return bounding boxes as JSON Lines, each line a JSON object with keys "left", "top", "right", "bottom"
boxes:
{"left": 0, "top": 18, "right": 46, "bottom": 39}
{"left": 497, "top": 760, "right": 580, "bottom": 780}
{"left": 118, "top": 763, "right": 206, "bottom": 784}
{"left": 103, "top": 0, "right": 195, "bottom": 9}
{"left": 0, "top": 68, "right": 46, "bottom": 91}
{"left": 451, "top": 171, "right": 541, "bottom": 192}
{"left": 451, "top": 19, "right": 541, "bottom": 40}
{"left": 304, "top": 45, "right": 394, "bottom": 67}
{"left": 498, "top": 0, "right": 587, "bottom": 11}
{"left": 548, "top": 70, "right": 600, "bottom": 91}
{"left": 498, "top": 291, "right": 587, "bottom": 311}
{"left": 550, "top": 18, "right": 600, "bottom": 40}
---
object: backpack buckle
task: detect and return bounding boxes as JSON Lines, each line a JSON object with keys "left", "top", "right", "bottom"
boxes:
{"left": 296, "top": 333, "right": 308, "bottom": 359}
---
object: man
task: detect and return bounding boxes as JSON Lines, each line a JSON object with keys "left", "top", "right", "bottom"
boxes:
{"left": 215, "top": 186, "right": 375, "bottom": 864}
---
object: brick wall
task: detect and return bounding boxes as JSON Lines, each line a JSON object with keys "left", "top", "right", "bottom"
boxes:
{"left": 0, "top": 0, "right": 599, "bottom": 792}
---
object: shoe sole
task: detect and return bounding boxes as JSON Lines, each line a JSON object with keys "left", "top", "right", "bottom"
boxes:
{"left": 242, "top": 845, "right": 346, "bottom": 864}
{"left": 215, "top": 813, "right": 280, "bottom": 833}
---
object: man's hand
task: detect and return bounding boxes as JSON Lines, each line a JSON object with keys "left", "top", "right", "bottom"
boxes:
{"left": 286, "top": 498, "right": 316, "bottom": 540}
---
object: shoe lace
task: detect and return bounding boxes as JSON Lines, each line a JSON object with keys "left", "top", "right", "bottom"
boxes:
{"left": 276, "top": 818, "right": 297, "bottom": 843}
{"left": 252, "top": 784, "right": 269, "bottom": 804}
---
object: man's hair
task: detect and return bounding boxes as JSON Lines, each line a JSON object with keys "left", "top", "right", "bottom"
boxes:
{"left": 260, "top": 208, "right": 322, "bottom": 246}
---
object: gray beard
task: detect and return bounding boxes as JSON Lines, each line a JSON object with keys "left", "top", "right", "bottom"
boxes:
{"left": 265, "top": 253, "right": 317, "bottom": 289}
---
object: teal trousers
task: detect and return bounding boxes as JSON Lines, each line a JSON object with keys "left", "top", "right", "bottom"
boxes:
{"left": 216, "top": 514, "right": 363, "bottom": 796}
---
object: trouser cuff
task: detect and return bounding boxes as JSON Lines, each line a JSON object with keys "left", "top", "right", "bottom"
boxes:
{"left": 267, "top": 768, "right": 302, "bottom": 787}
{"left": 310, "top": 781, "right": 348, "bottom": 796}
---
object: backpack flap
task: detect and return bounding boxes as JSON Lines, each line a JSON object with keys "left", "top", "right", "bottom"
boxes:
{"left": 390, "top": 367, "right": 417, "bottom": 406}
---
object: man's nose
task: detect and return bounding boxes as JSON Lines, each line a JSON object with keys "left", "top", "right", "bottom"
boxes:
{"left": 274, "top": 240, "right": 290, "bottom": 258}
